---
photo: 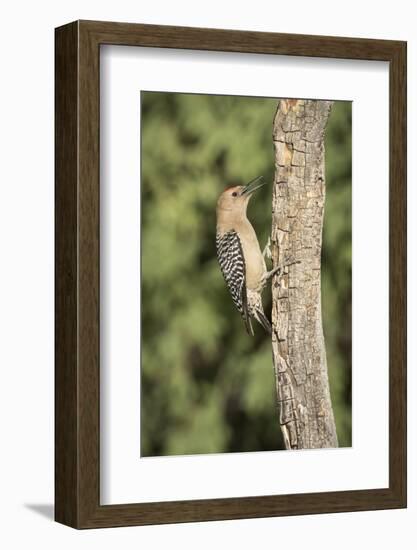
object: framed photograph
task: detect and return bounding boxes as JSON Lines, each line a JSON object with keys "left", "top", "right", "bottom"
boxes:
{"left": 55, "top": 20, "right": 406, "bottom": 528}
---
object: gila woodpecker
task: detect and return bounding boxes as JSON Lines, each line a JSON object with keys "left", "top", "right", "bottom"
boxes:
{"left": 216, "top": 176, "right": 281, "bottom": 336}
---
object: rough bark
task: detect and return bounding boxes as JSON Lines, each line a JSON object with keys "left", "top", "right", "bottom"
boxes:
{"left": 271, "top": 99, "right": 338, "bottom": 450}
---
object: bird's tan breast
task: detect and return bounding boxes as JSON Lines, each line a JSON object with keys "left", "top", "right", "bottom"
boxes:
{"left": 237, "top": 222, "right": 266, "bottom": 290}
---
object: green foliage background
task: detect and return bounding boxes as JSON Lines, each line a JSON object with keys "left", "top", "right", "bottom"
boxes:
{"left": 141, "top": 92, "right": 351, "bottom": 456}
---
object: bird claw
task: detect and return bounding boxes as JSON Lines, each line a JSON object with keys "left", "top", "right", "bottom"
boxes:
{"left": 268, "top": 256, "right": 300, "bottom": 280}
{"left": 283, "top": 255, "right": 301, "bottom": 268}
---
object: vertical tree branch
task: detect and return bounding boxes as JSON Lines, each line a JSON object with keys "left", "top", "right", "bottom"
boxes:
{"left": 271, "top": 99, "right": 338, "bottom": 450}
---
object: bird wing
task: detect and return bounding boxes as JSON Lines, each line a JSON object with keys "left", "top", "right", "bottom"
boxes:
{"left": 216, "top": 230, "right": 253, "bottom": 335}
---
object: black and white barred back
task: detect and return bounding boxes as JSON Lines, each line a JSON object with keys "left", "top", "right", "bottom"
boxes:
{"left": 216, "top": 229, "right": 273, "bottom": 335}
{"left": 216, "top": 230, "right": 252, "bottom": 334}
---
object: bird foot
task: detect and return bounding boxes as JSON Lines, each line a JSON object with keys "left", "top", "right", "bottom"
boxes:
{"left": 282, "top": 255, "right": 301, "bottom": 269}
{"left": 264, "top": 256, "right": 301, "bottom": 282}
{"left": 265, "top": 265, "right": 282, "bottom": 280}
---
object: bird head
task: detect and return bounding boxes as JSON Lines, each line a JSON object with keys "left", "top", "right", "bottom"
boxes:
{"left": 216, "top": 176, "right": 265, "bottom": 214}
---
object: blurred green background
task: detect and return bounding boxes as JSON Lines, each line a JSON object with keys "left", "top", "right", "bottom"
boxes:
{"left": 140, "top": 92, "right": 351, "bottom": 456}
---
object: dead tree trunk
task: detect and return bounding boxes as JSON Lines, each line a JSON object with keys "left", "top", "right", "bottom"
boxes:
{"left": 271, "top": 99, "right": 338, "bottom": 450}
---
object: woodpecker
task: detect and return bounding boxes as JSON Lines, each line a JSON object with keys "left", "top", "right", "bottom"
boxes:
{"left": 216, "top": 176, "right": 281, "bottom": 336}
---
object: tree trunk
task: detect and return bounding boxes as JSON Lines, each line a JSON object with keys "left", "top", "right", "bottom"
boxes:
{"left": 271, "top": 99, "right": 338, "bottom": 450}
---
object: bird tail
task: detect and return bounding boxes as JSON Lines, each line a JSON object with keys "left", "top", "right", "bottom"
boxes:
{"left": 241, "top": 287, "right": 255, "bottom": 336}
{"left": 247, "top": 289, "right": 272, "bottom": 335}
{"left": 243, "top": 314, "right": 254, "bottom": 336}
{"left": 254, "top": 308, "right": 272, "bottom": 335}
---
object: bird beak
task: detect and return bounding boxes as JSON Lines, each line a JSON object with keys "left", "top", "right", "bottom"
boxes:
{"left": 240, "top": 176, "right": 266, "bottom": 196}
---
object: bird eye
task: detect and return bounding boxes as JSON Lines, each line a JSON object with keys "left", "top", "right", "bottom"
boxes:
{"left": 232, "top": 192, "right": 238, "bottom": 197}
